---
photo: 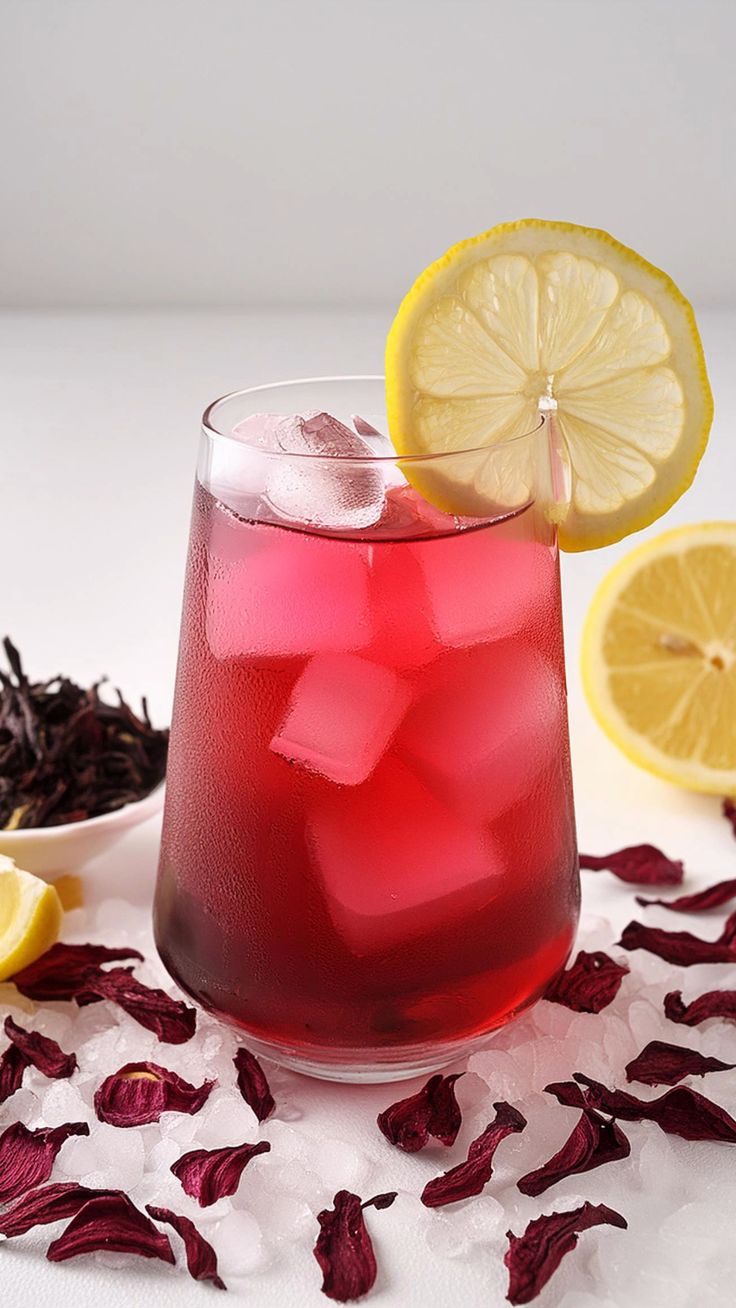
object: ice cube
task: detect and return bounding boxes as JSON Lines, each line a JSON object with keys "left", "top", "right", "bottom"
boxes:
{"left": 361, "top": 543, "right": 439, "bottom": 670}
{"left": 265, "top": 412, "right": 386, "bottom": 530}
{"left": 271, "top": 653, "right": 412, "bottom": 785}
{"left": 207, "top": 513, "right": 372, "bottom": 659}
{"left": 398, "top": 642, "right": 564, "bottom": 820}
{"left": 307, "top": 757, "right": 503, "bottom": 953}
{"left": 412, "top": 523, "right": 556, "bottom": 647}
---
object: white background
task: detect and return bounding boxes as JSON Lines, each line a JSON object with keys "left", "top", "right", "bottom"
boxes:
{"left": 2, "top": 3, "right": 736, "bottom": 1306}
{"left": 1, "top": 0, "right": 735, "bottom": 308}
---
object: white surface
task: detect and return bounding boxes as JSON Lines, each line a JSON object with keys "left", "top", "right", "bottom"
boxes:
{"left": 1, "top": 0, "right": 735, "bottom": 308}
{"left": 1, "top": 308, "right": 736, "bottom": 1307}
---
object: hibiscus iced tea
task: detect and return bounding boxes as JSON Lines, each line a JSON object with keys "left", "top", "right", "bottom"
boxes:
{"left": 155, "top": 378, "right": 579, "bottom": 1080}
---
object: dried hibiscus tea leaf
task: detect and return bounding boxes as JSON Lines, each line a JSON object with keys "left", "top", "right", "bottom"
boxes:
{"left": 517, "top": 1109, "right": 630, "bottom": 1197}
{"left": 570, "top": 1072, "right": 736, "bottom": 1143}
{"left": 77, "top": 967, "right": 196, "bottom": 1043}
{"left": 0, "top": 1183, "right": 119, "bottom": 1238}
{"left": 0, "top": 1120, "right": 90, "bottom": 1203}
{"left": 9, "top": 941, "right": 144, "bottom": 1001}
{"left": 147, "top": 1204, "right": 226, "bottom": 1290}
{"left": 4, "top": 1015, "right": 77, "bottom": 1079}
{"left": 0, "top": 1042, "right": 30, "bottom": 1104}
{"left": 636, "top": 878, "right": 736, "bottom": 913}
{"left": 505, "top": 1201, "right": 627, "bottom": 1305}
{"left": 95, "top": 1061, "right": 215, "bottom": 1127}
{"left": 723, "top": 797, "right": 736, "bottom": 837}
{"left": 617, "top": 919, "right": 736, "bottom": 966}
{"left": 625, "top": 1040, "right": 736, "bottom": 1087}
{"left": 47, "top": 1193, "right": 175, "bottom": 1266}
{"left": 233, "top": 1047, "right": 275, "bottom": 1122}
{"left": 579, "top": 844, "right": 684, "bottom": 885}
{"left": 664, "top": 988, "right": 736, "bottom": 1026}
{"left": 313, "top": 1189, "right": 396, "bottom": 1303}
{"left": 543, "top": 951, "right": 628, "bottom": 1014}
{"left": 377, "top": 1073, "right": 463, "bottom": 1152}
{"left": 171, "top": 1139, "right": 271, "bottom": 1207}
{"left": 421, "top": 1102, "right": 526, "bottom": 1208}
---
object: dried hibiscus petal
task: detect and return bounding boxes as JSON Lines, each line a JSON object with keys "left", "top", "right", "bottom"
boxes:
{"left": 171, "top": 1139, "right": 271, "bottom": 1207}
{"left": 147, "top": 1204, "right": 226, "bottom": 1290}
{"left": 724, "top": 797, "right": 736, "bottom": 837}
{"left": 664, "top": 988, "right": 736, "bottom": 1026}
{"left": 314, "top": 1189, "right": 397, "bottom": 1303}
{"left": 618, "top": 919, "right": 736, "bottom": 966}
{"left": 625, "top": 1040, "right": 736, "bottom": 1086}
{"left": 636, "top": 878, "right": 736, "bottom": 913}
{"left": 579, "top": 845, "right": 683, "bottom": 885}
{"left": 77, "top": 967, "right": 196, "bottom": 1044}
{"left": 0, "top": 1042, "right": 29, "bottom": 1105}
{"left": 421, "top": 1102, "right": 526, "bottom": 1208}
{"left": 0, "top": 1183, "right": 119, "bottom": 1237}
{"left": 4, "top": 1015, "right": 77, "bottom": 1079}
{"left": 9, "top": 942, "right": 143, "bottom": 1001}
{"left": 543, "top": 951, "right": 628, "bottom": 1014}
{"left": 95, "top": 1061, "right": 215, "bottom": 1127}
{"left": 233, "top": 1047, "right": 275, "bottom": 1122}
{"left": 505, "top": 1201, "right": 627, "bottom": 1305}
{"left": 517, "top": 1110, "right": 630, "bottom": 1197}
{"left": 47, "top": 1193, "right": 175, "bottom": 1265}
{"left": 0, "top": 1120, "right": 90, "bottom": 1203}
{"left": 559, "top": 1072, "right": 736, "bottom": 1143}
{"left": 377, "top": 1073, "right": 463, "bottom": 1152}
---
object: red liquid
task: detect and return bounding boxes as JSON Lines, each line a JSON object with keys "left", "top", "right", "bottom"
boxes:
{"left": 155, "top": 482, "right": 579, "bottom": 1075}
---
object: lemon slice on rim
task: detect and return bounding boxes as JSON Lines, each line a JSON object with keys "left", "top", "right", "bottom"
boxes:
{"left": 582, "top": 522, "right": 736, "bottom": 793}
{"left": 386, "top": 220, "right": 713, "bottom": 550}
{"left": 0, "top": 857, "right": 63, "bottom": 981}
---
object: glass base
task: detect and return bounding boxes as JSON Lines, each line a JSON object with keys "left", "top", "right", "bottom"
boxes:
{"left": 226, "top": 1025, "right": 508, "bottom": 1084}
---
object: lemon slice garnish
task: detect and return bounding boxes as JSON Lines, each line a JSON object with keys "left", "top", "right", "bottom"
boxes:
{"left": 0, "top": 857, "right": 63, "bottom": 981}
{"left": 386, "top": 220, "right": 713, "bottom": 551}
{"left": 582, "top": 522, "right": 736, "bottom": 793}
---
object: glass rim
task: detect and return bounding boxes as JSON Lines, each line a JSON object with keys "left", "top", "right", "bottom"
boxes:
{"left": 201, "top": 375, "right": 545, "bottom": 466}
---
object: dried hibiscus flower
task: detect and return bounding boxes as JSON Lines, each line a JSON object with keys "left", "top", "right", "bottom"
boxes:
{"left": 636, "top": 879, "right": 736, "bottom": 913}
{"left": 664, "top": 988, "right": 736, "bottom": 1026}
{"left": 505, "top": 1201, "right": 627, "bottom": 1305}
{"left": 47, "top": 1193, "right": 175, "bottom": 1266}
{"left": 579, "top": 845, "right": 684, "bottom": 885}
{"left": 723, "top": 798, "right": 736, "bottom": 837}
{"left": 4, "top": 1015, "right": 77, "bottom": 1078}
{"left": 313, "top": 1189, "right": 397, "bottom": 1303}
{"left": 9, "top": 941, "right": 143, "bottom": 1001}
{"left": 377, "top": 1073, "right": 463, "bottom": 1152}
{"left": 617, "top": 917, "right": 736, "bottom": 966}
{"left": 77, "top": 967, "right": 196, "bottom": 1043}
{"left": 625, "top": 1040, "right": 736, "bottom": 1086}
{"left": 171, "top": 1139, "right": 271, "bottom": 1207}
{"left": 0, "top": 1183, "right": 119, "bottom": 1238}
{"left": 548, "top": 1072, "right": 736, "bottom": 1143}
{"left": 421, "top": 1102, "right": 526, "bottom": 1208}
{"left": 147, "top": 1204, "right": 226, "bottom": 1290}
{"left": 95, "top": 1061, "right": 215, "bottom": 1127}
{"left": 543, "top": 951, "right": 628, "bottom": 1014}
{"left": 0, "top": 1120, "right": 90, "bottom": 1203}
{"left": 517, "top": 1109, "right": 630, "bottom": 1197}
{"left": 233, "top": 1047, "right": 275, "bottom": 1122}
{"left": 0, "top": 1042, "right": 29, "bottom": 1105}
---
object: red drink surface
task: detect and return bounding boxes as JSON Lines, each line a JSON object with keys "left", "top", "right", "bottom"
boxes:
{"left": 156, "top": 481, "right": 579, "bottom": 1072}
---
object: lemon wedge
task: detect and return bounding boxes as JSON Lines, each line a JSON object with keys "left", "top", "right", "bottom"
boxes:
{"left": 582, "top": 522, "right": 736, "bottom": 793}
{"left": 0, "top": 857, "right": 63, "bottom": 981}
{"left": 386, "top": 220, "right": 713, "bottom": 550}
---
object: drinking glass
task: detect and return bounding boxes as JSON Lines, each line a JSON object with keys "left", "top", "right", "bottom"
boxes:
{"left": 154, "top": 377, "right": 579, "bottom": 1081}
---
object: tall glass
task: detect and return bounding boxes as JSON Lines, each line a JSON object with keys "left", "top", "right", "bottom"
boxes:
{"left": 154, "top": 377, "right": 579, "bottom": 1081}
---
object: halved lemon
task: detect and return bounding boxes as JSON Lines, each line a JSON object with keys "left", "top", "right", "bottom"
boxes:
{"left": 0, "top": 857, "right": 63, "bottom": 981}
{"left": 582, "top": 522, "right": 736, "bottom": 793}
{"left": 386, "top": 220, "right": 713, "bottom": 551}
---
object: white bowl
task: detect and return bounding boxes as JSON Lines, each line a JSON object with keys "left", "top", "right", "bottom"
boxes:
{"left": 0, "top": 786, "right": 165, "bottom": 879}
